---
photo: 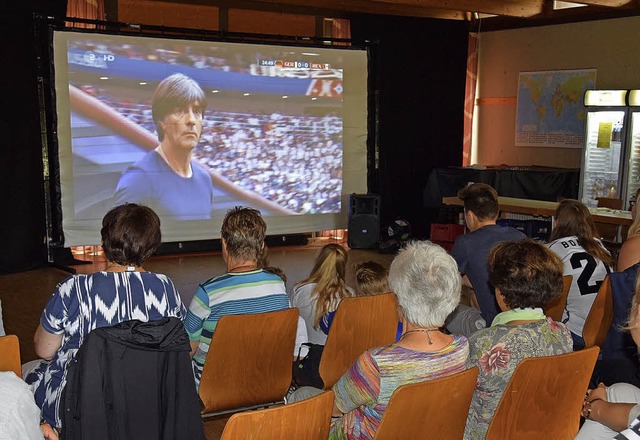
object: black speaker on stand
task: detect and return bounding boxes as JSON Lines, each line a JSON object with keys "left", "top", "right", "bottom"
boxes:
{"left": 348, "top": 194, "right": 381, "bottom": 249}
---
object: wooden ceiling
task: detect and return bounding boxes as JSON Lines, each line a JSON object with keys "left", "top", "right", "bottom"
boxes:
{"left": 166, "top": 0, "right": 640, "bottom": 30}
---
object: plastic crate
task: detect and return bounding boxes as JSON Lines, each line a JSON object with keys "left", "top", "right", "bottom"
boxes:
{"left": 525, "top": 219, "right": 552, "bottom": 242}
{"left": 497, "top": 219, "right": 552, "bottom": 242}
{"left": 430, "top": 223, "right": 465, "bottom": 242}
{"left": 431, "top": 239, "right": 454, "bottom": 254}
{"left": 496, "top": 219, "right": 528, "bottom": 235}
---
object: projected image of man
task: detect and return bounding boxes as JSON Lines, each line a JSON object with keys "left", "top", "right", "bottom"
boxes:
{"left": 114, "top": 73, "right": 214, "bottom": 219}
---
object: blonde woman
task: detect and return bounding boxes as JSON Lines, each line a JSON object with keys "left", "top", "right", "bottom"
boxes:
{"left": 618, "top": 187, "right": 640, "bottom": 272}
{"left": 291, "top": 243, "right": 354, "bottom": 346}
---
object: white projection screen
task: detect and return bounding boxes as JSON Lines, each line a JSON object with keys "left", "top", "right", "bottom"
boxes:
{"left": 52, "top": 30, "right": 369, "bottom": 246}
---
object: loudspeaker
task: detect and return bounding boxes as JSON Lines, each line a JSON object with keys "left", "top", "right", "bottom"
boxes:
{"left": 348, "top": 194, "right": 381, "bottom": 249}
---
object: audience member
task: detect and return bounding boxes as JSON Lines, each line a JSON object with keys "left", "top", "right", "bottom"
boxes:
{"left": 451, "top": 183, "right": 527, "bottom": 326}
{"left": 619, "top": 187, "right": 640, "bottom": 272}
{"left": 185, "top": 206, "right": 302, "bottom": 389}
{"left": 319, "top": 261, "right": 402, "bottom": 341}
{"left": 289, "top": 241, "right": 469, "bottom": 440}
{"left": 0, "top": 371, "right": 53, "bottom": 440}
{"left": 290, "top": 243, "right": 354, "bottom": 346}
{"left": 547, "top": 199, "right": 614, "bottom": 350}
{"left": 353, "top": 261, "right": 389, "bottom": 296}
{"left": 576, "top": 265, "right": 640, "bottom": 439}
{"left": 24, "top": 204, "right": 186, "bottom": 430}
{"left": 464, "top": 240, "right": 572, "bottom": 439}
{"left": 114, "top": 73, "right": 214, "bottom": 219}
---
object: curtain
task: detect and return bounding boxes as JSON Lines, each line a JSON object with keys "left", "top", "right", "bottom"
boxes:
{"left": 462, "top": 32, "right": 478, "bottom": 166}
{"left": 67, "top": 0, "right": 105, "bottom": 27}
{"left": 330, "top": 18, "right": 351, "bottom": 45}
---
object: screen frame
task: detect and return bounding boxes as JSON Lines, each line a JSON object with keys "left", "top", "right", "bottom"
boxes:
{"left": 40, "top": 18, "right": 374, "bottom": 252}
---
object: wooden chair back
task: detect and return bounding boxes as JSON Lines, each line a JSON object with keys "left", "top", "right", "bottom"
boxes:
{"left": 544, "top": 275, "right": 573, "bottom": 322}
{"left": 199, "top": 308, "right": 298, "bottom": 416}
{"left": 582, "top": 276, "right": 614, "bottom": 349}
{"left": 319, "top": 293, "right": 398, "bottom": 389}
{"left": 220, "top": 390, "right": 334, "bottom": 440}
{"left": 374, "top": 367, "right": 479, "bottom": 440}
{"left": 0, "top": 335, "right": 21, "bottom": 377}
{"left": 485, "top": 346, "right": 600, "bottom": 440}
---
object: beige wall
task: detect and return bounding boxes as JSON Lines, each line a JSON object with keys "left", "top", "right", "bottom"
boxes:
{"left": 475, "top": 15, "right": 640, "bottom": 168}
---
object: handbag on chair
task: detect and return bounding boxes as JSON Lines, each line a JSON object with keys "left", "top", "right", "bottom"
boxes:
{"left": 292, "top": 343, "right": 324, "bottom": 389}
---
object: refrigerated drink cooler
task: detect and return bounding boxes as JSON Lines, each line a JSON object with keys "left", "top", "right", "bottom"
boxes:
{"left": 623, "top": 90, "right": 640, "bottom": 209}
{"left": 579, "top": 90, "right": 629, "bottom": 209}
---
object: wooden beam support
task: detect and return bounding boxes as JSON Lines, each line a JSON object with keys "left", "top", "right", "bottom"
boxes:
{"left": 245, "top": 0, "right": 546, "bottom": 18}
{"left": 569, "top": 0, "right": 638, "bottom": 7}
{"left": 154, "top": 0, "right": 467, "bottom": 19}
{"left": 149, "top": 0, "right": 640, "bottom": 22}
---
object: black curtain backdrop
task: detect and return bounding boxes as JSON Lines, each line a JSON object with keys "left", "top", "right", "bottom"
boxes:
{"left": 351, "top": 15, "right": 469, "bottom": 239}
{"left": 0, "top": 1, "right": 66, "bottom": 274}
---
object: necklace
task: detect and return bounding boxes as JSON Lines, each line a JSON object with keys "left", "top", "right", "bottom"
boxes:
{"left": 229, "top": 264, "right": 258, "bottom": 273}
{"left": 402, "top": 327, "right": 440, "bottom": 345}
{"left": 106, "top": 263, "right": 137, "bottom": 272}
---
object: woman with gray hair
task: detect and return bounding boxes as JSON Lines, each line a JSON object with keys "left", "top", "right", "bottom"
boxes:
{"left": 326, "top": 240, "right": 469, "bottom": 440}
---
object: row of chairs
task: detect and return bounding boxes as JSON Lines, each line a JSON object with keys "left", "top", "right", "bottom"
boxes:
{"left": 217, "top": 346, "right": 599, "bottom": 439}
{"left": 199, "top": 293, "right": 399, "bottom": 416}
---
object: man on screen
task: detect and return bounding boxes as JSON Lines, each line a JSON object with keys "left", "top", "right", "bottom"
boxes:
{"left": 114, "top": 73, "right": 214, "bottom": 219}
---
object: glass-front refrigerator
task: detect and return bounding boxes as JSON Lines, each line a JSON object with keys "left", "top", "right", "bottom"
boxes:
{"left": 623, "top": 90, "right": 640, "bottom": 210}
{"left": 579, "top": 90, "right": 629, "bottom": 208}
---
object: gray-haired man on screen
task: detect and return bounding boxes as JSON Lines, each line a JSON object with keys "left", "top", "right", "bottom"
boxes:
{"left": 114, "top": 73, "right": 214, "bottom": 220}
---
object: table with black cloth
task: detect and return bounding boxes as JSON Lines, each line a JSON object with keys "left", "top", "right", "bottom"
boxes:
{"left": 423, "top": 166, "right": 580, "bottom": 210}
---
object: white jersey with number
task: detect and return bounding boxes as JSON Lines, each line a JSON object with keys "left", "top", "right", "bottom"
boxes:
{"left": 547, "top": 235, "right": 612, "bottom": 337}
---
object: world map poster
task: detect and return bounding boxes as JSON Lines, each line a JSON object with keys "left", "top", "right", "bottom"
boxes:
{"left": 516, "top": 69, "right": 597, "bottom": 148}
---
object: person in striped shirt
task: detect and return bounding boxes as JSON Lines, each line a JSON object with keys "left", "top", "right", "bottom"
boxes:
{"left": 184, "top": 206, "right": 295, "bottom": 389}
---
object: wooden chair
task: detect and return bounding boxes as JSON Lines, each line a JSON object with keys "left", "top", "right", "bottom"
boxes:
{"left": 485, "top": 346, "right": 600, "bottom": 440}
{"left": 544, "top": 275, "right": 572, "bottom": 322}
{"left": 199, "top": 308, "right": 298, "bottom": 418}
{"left": 374, "top": 367, "right": 479, "bottom": 440}
{"left": 319, "top": 293, "right": 398, "bottom": 389}
{"left": 219, "top": 390, "right": 334, "bottom": 440}
{"left": 0, "top": 334, "right": 21, "bottom": 377}
{"left": 582, "top": 275, "right": 614, "bottom": 349}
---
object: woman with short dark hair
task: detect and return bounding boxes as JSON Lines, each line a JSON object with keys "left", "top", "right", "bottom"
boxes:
{"left": 25, "top": 203, "right": 186, "bottom": 431}
{"left": 464, "top": 240, "right": 573, "bottom": 440}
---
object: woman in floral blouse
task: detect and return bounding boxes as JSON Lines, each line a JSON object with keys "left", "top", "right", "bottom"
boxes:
{"left": 464, "top": 240, "right": 573, "bottom": 440}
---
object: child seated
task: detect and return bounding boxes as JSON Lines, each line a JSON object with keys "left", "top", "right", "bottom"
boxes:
{"left": 320, "top": 261, "right": 402, "bottom": 340}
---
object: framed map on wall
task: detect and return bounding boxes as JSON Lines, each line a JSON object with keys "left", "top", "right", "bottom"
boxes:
{"left": 516, "top": 69, "right": 596, "bottom": 148}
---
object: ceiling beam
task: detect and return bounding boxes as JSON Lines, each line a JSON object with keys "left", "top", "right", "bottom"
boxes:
{"left": 570, "top": 0, "right": 638, "bottom": 6}
{"left": 242, "top": 0, "right": 545, "bottom": 18}
{"left": 156, "top": 0, "right": 468, "bottom": 19}
{"left": 367, "top": 0, "right": 546, "bottom": 17}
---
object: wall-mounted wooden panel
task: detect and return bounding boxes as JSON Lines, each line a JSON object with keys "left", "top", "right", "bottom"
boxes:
{"left": 118, "top": 0, "right": 219, "bottom": 30}
{"left": 228, "top": 8, "right": 316, "bottom": 36}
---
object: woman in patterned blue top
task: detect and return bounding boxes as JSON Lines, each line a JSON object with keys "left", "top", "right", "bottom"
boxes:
{"left": 25, "top": 204, "right": 186, "bottom": 431}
